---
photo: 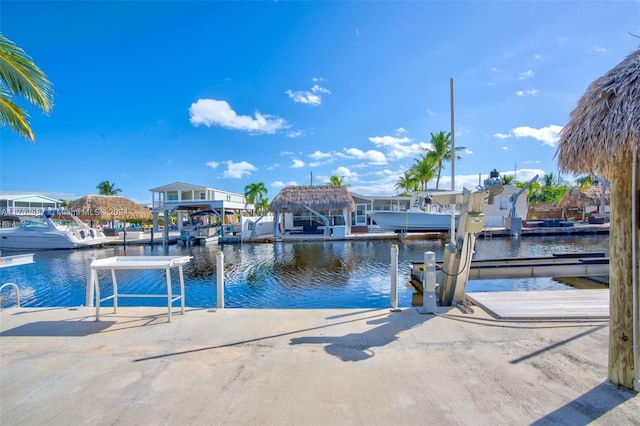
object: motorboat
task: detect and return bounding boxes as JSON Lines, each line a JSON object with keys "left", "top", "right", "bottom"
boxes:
{"left": 0, "top": 210, "right": 112, "bottom": 250}
{"left": 368, "top": 192, "right": 461, "bottom": 232}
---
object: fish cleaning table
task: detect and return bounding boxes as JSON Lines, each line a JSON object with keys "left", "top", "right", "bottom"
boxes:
{"left": 90, "top": 256, "right": 193, "bottom": 322}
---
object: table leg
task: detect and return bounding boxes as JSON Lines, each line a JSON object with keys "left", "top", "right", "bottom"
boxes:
{"left": 166, "top": 267, "right": 172, "bottom": 322}
{"left": 179, "top": 265, "right": 185, "bottom": 315}
{"left": 111, "top": 269, "right": 118, "bottom": 313}
{"left": 95, "top": 272, "right": 101, "bottom": 322}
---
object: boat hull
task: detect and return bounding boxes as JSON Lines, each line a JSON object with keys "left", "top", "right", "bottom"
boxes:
{"left": 0, "top": 229, "right": 111, "bottom": 250}
{"left": 368, "top": 211, "right": 459, "bottom": 232}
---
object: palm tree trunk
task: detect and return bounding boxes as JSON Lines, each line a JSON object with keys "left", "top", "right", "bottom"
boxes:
{"left": 608, "top": 165, "right": 639, "bottom": 389}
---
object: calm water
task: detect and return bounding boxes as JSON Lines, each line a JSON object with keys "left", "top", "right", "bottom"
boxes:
{"left": 0, "top": 234, "right": 609, "bottom": 309}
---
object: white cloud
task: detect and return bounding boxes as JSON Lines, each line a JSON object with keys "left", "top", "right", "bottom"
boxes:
{"left": 266, "top": 163, "right": 280, "bottom": 171}
{"left": 311, "top": 84, "right": 331, "bottom": 94}
{"left": 493, "top": 133, "right": 511, "bottom": 139}
{"left": 206, "top": 161, "right": 220, "bottom": 169}
{"left": 291, "top": 159, "right": 305, "bottom": 168}
{"left": 271, "top": 180, "right": 298, "bottom": 188}
{"left": 285, "top": 89, "right": 322, "bottom": 106}
{"left": 223, "top": 160, "right": 257, "bottom": 178}
{"left": 343, "top": 147, "right": 387, "bottom": 164}
{"left": 519, "top": 70, "right": 534, "bottom": 80}
{"left": 395, "top": 127, "right": 407, "bottom": 135}
{"left": 502, "top": 146, "right": 510, "bottom": 151}
{"left": 516, "top": 89, "right": 538, "bottom": 96}
{"left": 189, "top": 99, "right": 287, "bottom": 134}
{"left": 333, "top": 166, "right": 357, "bottom": 178}
{"left": 369, "top": 135, "right": 431, "bottom": 160}
{"left": 311, "top": 77, "right": 326, "bottom": 83}
{"left": 287, "top": 130, "right": 304, "bottom": 138}
{"left": 368, "top": 135, "right": 412, "bottom": 147}
{"left": 309, "top": 150, "right": 334, "bottom": 160}
{"left": 426, "top": 109, "right": 435, "bottom": 116}
{"left": 512, "top": 125, "right": 563, "bottom": 147}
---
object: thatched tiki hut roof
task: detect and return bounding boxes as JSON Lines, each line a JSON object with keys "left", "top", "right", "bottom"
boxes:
{"left": 556, "top": 48, "right": 640, "bottom": 391}
{"left": 557, "top": 186, "right": 610, "bottom": 209}
{"left": 269, "top": 185, "right": 355, "bottom": 213}
{"left": 67, "top": 195, "right": 152, "bottom": 222}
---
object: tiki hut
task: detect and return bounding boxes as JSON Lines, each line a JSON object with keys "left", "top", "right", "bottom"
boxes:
{"left": 557, "top": 186, "right": 611, "bottom": 219}
{"left": 269, "top": 185, "right": 356, "bottom": 236}
{"left": 556, "top": 48, "right": 640, "bottom": 391}
{"left": 67, "top": 195, "right": 152, "bottom": 227}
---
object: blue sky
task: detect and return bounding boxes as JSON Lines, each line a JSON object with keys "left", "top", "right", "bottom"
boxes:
{"left": 1, "top": 1, "right": 639, "bottom": 204}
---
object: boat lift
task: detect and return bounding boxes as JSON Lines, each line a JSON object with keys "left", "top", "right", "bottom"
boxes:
{"left": 505, "top": 174, "right": 538, "bottom": 236}
{"left": 437, "top": 172, "right": 504, "bottom": 309}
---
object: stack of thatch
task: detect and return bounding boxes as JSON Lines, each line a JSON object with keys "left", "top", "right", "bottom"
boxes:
{"left": 557, "top": 185, "right": 610, "bottom": 209}
{"left": 67, "top": 195, "right": 152, "bottom": 221}
{"left": 269, "top": 185, "right": 355, "bottom": 213}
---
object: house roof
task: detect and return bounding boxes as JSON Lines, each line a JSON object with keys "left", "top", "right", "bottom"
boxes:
{"left": 0, "top": 194, "right": 61, "bottom": 203}
{"left": 67, "top": 195, "right": 152, "bottom": 221}
{"left": 269, "top": 185, "right": 355, "bottom": 213}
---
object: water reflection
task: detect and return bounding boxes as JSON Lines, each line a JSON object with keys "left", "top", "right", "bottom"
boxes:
{"left": 0, "top": 234, "right": 610, "bottom": 309}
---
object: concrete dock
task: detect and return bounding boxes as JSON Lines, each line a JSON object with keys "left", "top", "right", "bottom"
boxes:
{"left": 1, "top": 306, "right": 638, "bottom": 425}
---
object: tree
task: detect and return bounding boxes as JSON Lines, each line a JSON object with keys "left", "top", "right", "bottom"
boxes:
{"left": 500, "top": 175, "right": 515, "bottom": 185}
{"left": 0, "top": 33, "right": 54, "bottom": 142}
{"left": 244, "top": 182, "right": 268, "bottom": 206}
{"left": 96, "top": 180, "right": 122, "bottom": 196}
{"left": 542, "top": 173, "right": 556, "bottom": 187}
{"left": 411, "top": 153, "right": 438, "bottom": 191}
{"left": 395, "top": 170, "right": 419, "bottom": 195}
{"left": 328, "top": 175, "right": 349, "bottom": 187}
{"left": 425, "top": 131, "right": 465, "bottom": 190}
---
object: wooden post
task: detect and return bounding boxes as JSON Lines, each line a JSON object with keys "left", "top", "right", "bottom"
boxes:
{"left": 608, "top": 166, "right": 639, "bottom": 390}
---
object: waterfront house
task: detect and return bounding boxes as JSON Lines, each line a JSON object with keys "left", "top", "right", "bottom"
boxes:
{"left": 0, "top": 194, "right": 62, "bottom": 218}
{"left": 149, "top": 182, "right": 252, "bottom": 233}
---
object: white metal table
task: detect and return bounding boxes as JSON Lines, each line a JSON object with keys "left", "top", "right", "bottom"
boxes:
{"left": 90, "top": 256, "right": 193, "bottom": 322}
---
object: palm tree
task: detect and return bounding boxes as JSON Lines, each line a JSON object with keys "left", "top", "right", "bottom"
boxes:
{"left": 96, "top": 180, "right": 122, "bottom": 196}
{"left": 542, "top": 173, "right": 556, "bottom": 187}
{"left": 395, "top": 170, "right": 419, "bottom": 195}
{"left": 412, "top": 153, "right": 438, "bottom": 191}
{"left": 328, "top": 175, "right": 345, "bottom": 186}
{"left": 425, "top": 131, "right": 465, "bottom": 190}
{"left": 0, "top": 33, "right": 54, "bottom": 142}
{"left": 244, "top": 182, "right": 268, "bottom": 206}
{"left": 257, "top": 198, "right": 269, "bottom": 215}
{"left": 501, "top": 175, "right": 515, "bottom": 185}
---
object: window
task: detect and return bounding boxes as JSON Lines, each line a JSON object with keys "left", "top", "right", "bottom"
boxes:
{"left": 499, "top": 196, "right": 509, "bottom": 211}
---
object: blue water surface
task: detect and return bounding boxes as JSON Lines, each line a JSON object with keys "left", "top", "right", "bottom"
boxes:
{"left": 0, "top": 234, "right": 609, "bottom": 309}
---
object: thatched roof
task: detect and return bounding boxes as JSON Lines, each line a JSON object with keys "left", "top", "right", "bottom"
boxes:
{"left": 67, "top": 195, "right": 152, "bottom": 221}
{"left": 556, "top": 49, "right": 640, "bottom": 177}
{"left": 269, "top": 185, "right": 355, "bottom": 213}
{"left": 557, "top": 185, "right": 610, "bottom": 208}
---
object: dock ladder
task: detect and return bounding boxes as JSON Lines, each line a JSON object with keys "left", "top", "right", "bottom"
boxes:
{"left": 0, "top": 282, "right": 20, "bottom": 309}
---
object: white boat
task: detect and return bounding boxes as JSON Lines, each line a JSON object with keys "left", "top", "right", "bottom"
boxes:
{"left": 368, "top": 192, "right": 461, "bottom": 232}
{"left": 0, "top": 211, "right": 112, "bottom": 250}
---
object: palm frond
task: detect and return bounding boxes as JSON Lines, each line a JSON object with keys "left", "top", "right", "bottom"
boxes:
{"left": 0, "top": 33, "right": 54, "bottom": 112}
{"left": 0, "top": 90, "right": 34, "bottom": 141}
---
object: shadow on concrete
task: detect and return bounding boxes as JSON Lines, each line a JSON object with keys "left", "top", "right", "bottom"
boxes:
{"left": 510, "top": 324, "right": 607, "bottom": 364}
{"left": 133, "top": 309, "right": 404, "bottom": 362}
{"left": 290, "top": 308, "right": 431, "bottom": 362}
{"left": 531, "top": 381, "right": 638, "bottom": 425}
{"left": 0, "top": 320, "right": 114, "bottom": 336}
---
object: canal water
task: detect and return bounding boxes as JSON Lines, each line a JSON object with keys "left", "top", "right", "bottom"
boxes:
{"left": 0, "top": 234, "right": 609, "bottom": 309}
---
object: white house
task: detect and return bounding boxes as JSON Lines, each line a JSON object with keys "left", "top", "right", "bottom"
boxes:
{"left": 149, "top": 182, "right": 252, "bottom": 233}
{"left": 0, "top": 194, "right": 62, "bottom": 217}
